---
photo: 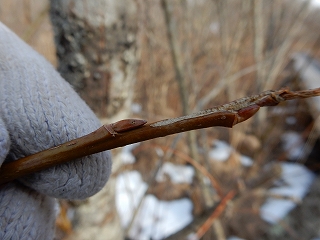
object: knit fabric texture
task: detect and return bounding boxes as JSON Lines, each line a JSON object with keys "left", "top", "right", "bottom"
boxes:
{"left": 0, "top": 22, "right": 112, "bottom": 239}
{"left": 0, "top": 182, "right": 57, "bottom": 240}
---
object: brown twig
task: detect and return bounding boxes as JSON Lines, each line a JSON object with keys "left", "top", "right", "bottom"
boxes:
{"left": 0, "top": 88, "right": 319, "bottom": 184}
{"left": 194, "top": 190, "right": 236, "bottom": 240}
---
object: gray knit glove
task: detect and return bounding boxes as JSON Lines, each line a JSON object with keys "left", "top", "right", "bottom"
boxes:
{"left": 0, "top": 22, "right": 112, "bottom": 239}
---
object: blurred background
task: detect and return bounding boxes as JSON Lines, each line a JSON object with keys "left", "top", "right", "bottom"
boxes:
{"left": 1, "top": 0, "right": 320, "bottom": 239}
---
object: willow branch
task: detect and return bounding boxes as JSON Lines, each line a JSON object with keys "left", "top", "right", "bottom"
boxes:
{"left": 0, "top": 88, "right": 319, "bottom": 184}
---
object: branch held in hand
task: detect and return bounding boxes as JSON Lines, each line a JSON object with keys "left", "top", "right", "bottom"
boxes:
{"left": 0, "top": 88, "right": 319, "bottom": 184}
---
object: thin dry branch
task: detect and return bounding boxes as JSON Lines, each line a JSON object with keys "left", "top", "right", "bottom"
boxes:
{"left": 264, "top": 0, "right": 311, "bottom": 90}
{"left": 0, "top": 88, "right": 319, "bottom": 184}
{"left": 161, "top": 0, "right": 208, "bottom": 206}
{"left": 194, "top": 190, "right": 236, "bottom": 239}
{"left": 197, "top": 56, "right": 274, "bottom": 109}
{"left": 253, "top": 0, "right": 265, "bottom": 92}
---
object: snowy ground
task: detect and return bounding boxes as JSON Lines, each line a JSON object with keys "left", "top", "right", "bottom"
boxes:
{"left": 116, "top": 171, "right": 193, "bottom": 239}
{"left": 261, "top": 163, "right": 314, "bottom": 223}
{"left": 115, "top": 140, "right": 315, "bottom": 239}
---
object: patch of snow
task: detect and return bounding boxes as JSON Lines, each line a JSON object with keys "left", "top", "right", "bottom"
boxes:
{"left": 292, "top": 52, "right": 320, "bottom": 112}
{"left": 128, "top": 196, "right": 193, "bottom": 239}
{"left": 281, "top": 131, "right": 305, "bottom": 160}
{"left": 311, "top": 0, "right": 320, "bottom": 7}
{"left": 209, "top": 140, "right": 253, "bottom": 166}
{"left": 120, "top": 143, "right": 140, "bottom": 164}
{"left": 155, "top": 147, "right": 165, "bottom": 157}
{"left": 131, "top": 103, "right": 143, "bottom": 113}
{"left": 260, "top": 163, "right": 315, "bottom": 223}
{"left": 298, "top": 0, "right": 320, "bottom": 8}
{"left": 292, "top": 53, "right": 320, "bottom": 89}
{"left": 116, "top": 171, "right": 148, "bottom": 227}
{"left": 240, "top": 155, "right": 253, "bottom": 166}
{"left": 156, "top": 162, "right": 195, "bottom": 184}
{"left": 209, "top": 140, "right": 232, "bottom": 161}
{"left": 285, "top": 116, "right": 297, "bottom": 125}
{"left": 209, "top": 22, "right": 219, "bottom": 34}
{"left": 116, "top": 171, "right": 193, "bottom": 239}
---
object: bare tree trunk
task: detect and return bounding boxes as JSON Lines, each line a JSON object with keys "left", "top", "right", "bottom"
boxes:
{"left": 50, "top": 0, "right": 139, "bottom": 119}
{"left": 49, "top": 0, "right": 139, "bottom": 239}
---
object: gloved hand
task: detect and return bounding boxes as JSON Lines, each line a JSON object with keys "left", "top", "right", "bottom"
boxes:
{"left": 0, "top": 22, "right": 112, "bottom": 239}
